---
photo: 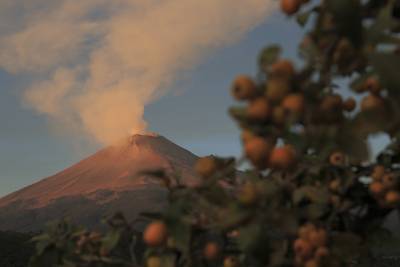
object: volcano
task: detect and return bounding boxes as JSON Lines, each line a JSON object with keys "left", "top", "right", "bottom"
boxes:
{"left": 0, "top": 134, "right": 200, "bottom": 232}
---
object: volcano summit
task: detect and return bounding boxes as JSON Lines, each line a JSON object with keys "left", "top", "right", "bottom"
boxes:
{"left": 0, "top": 134, "right": 199, "bottom": 232}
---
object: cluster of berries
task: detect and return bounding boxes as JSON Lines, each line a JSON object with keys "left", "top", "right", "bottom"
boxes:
{"left": 293, "top": 224, "right": 330, "bottom": 267}
{"left": 357, "top": 77, "right": 386, "bottom": 113}
{"left": 369, "top": 165, "right": 400, "bottom": 208}
{"left": 231, "top": 59, "right": 301, "bottom": 170}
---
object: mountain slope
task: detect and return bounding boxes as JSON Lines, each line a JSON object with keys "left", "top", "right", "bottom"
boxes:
{"left": 0, "top": 134, "right": 199, "bottom": 232}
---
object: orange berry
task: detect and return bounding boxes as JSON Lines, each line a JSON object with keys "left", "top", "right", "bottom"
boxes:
{"left": 244, "top": 137, "right": 274, "bottom": 169}
{"left": 247, "top": 97, "right": 272, "bottom": 121}
{"left": 305, "top": 259, "right": 319, "bottom": 267}
{"left": 293, "top": 238, "right": 314, "bottom": 260}
{"left": 320, "top": 94, "right": 343, "bottom": 112}
{"left": 385, "top": 191, "right": 400, "bottom": 206}
{"left": 272, "top": 106, "right": 287, "bottom": 125}
{"left": 231, "top": 75, "right": 257, "bottom": 101}
{"left": 269, "top": 145, "right": 297, "bottom": 169}
{"left": 361, "top": 94, "right": 385, "bottom": 112}
{"left": 147, "top": 256, "right": 162, "bottom": 267}
{"left": 270, "top": 59, "right": 295, "bottom": 78}
{"left": 309, "top": 229, "right": 328, "bottom": 248}
{"left": 280, "top": 0, "right": 301, "bottom": 15}
{"left": 223, "top": 256, "right": 240, "bottom": 267}
{"left": 143, "top": 221, "right": 168, "bottom": 247}
{"left": 315, "top": 246, "right": 330, "bottom": 261}
{"left": 329, "top": 179, "right": 341, "bottom": 192}
{"left": 364, "top": 77, "right": 381, "bottom": 95}
{"left": 382, "top": 173, "right": 398, "bottom": 189}
{"left": 241, "top": 130, "right": 255, "bottom": 144}
{"left": 298, "top": 223, "right": 316, "bottom": 241}
{"left": 265, "top": 78, "right": 291, "bottom": 102}
{"left": 342, "top": 98, "right": 356, "bottom": 112}
{"left": 167, "top": 237, "right": 176, "bottom": 248}
{"left": 369, "top": 182, "right": 386, "bottom": 197}
{"left": 238, "top": 181, "right": 258, "bottom": 205}
{"left": 371, "top": 165, "right": 385, "bottom": 181}
{"left": 203, "top": 242, "right": 220, "bottom": 260}
{"left": 329, "top": 152, "right": 346, "bottom": 166}
{"left": 282, "top": 93, "right": 305, "bottom": 114}
{"left": 195, "top": 156, "right": 217, "bottom": 178}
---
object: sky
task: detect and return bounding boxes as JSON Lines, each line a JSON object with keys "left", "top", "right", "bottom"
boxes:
{"left": 0, "top": 1, "right": 389, "bottom": 197}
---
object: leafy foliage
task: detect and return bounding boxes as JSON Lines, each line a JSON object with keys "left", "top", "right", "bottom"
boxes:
{"left": 30, "top": 1, "right": 400, "bottom": 267}
{"left": 0, "top": 231, "right": 34, "bottom": 267}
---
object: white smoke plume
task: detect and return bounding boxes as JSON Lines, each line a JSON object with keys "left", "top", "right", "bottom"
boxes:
{"left": 0, "top": 0, "right": 276, "bottom": 144}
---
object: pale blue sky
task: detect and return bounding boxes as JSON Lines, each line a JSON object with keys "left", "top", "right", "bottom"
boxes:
{"left": 0, "top": 11, "right": 298, "bottom": 196}
{"left": 0, "top": 8, "right": 388, "bottom": 197}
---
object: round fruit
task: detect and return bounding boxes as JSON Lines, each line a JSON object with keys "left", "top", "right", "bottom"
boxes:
{"left": 238, "top": 181, "right": 258, "bottom": 205}
{"left": 167, "top": 237, "right": 176, "bottom": 248}
{"left": 241, "top": 130, "right": 255, "bottom": 144}
{"left": 315, "top": 246, "right": 330, "bottom": 261}
{"left": 364, "top": 77, "right": 381, "bottom": 95}
{"left": 329, "top": 179, "right": 341, "bottom": 192}
{"left": 99, "top": 247, "right": 109, "bottom": 257}
{"left": 298, "top": 224, "right": 316, "bottom": 241}
{"left": 244, "top": 137, "right": 274, "bottom": 169}
{"left": 320, "top": 94, "right": 343, "bottom": 112}
{"left": 269, "top": 145, "right": 296, "bottom": 169}
{"left": 231, "top": 75, "right": 257, "bottom": 101}
{"left": 361, "top": 94, "right": 385, "bottom": 112}
{"left": 272, "top": 106, "right": 287, "bottom": 125}
{"left": 371, "top": 165, "right": 385, "bottom": 181}
{"left": 265, "top": 78, "right": 291, "bottom": 102}
{"left": 382, "top": 173, "right": 398, "bottom": 189}
{"left": 224, "top": 256, "right": 240, "bottom": 267}
{"left": 147, "top": 256, "right": 162, "bottom": 267}
{"left": 385, "top": 191, "right": 400, "bottom": 206}
{"left": 203, "top": 242, "right": 220, "bottom": 260}
{"left": 247, "top": 97, "right": 271, "bottom": 121}
{"left": 304, "top": 259, "right": 319, "bottom": 267}
{"left": 282, "top": 93, "right": 305, "bottom": 114}
{"left": 280, "top": 0, "right": 301, "bottom": 15}
{"left": 195, "top": 156, "right": 217, "bottom": 178}
{"left": 270, "top": 59, "right": 295, "bottom": 78}
{"left": 342, "top": 98, "right": 356, "bottom": 112}
{"left": 143, "top": 221, "right": 168, "bottom": 247}
{"left": 293, "top": 238, "right": 314, "bottom": 260}
{"left": 369, "top": 182, "right": 386, "bottom": 197}
{"left": 329, "top": 151, "right": 345, "bottom": 166}
{"left": 309, "top": 229, "right": 328, "bottom": 248}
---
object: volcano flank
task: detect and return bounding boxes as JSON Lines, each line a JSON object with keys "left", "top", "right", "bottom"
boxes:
{"left": 0, "top": 134, "right": 199, "bottom": 232}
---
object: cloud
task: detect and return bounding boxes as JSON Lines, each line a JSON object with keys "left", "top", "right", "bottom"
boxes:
{"left": 0, "top": 0, "right": 276, "bottom": 144}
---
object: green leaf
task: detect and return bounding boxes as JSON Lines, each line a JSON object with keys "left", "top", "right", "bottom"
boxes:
{"left": 303, "top": 203, "right": 329, "bottom": 220}
{"left": 101, "top": 230, "right": 120, "bottom": 251}
{"left": 229, "top": 107, "right": 247, "bottom": 121}
{"left": 293, "top": 186, "right": 330, "bottom": 204}
{"left": 139, "top": 212, "right": 163, "bottom": 220}
{"left": 367, "top": 1, "right": 400, "bottom": 45}
{"left": 331, "top": 232, "right": 363, "bottom": 261}
{"left": 296, "top": 11, "right": 312, "bottom": 27}
{"left": 326, "top": 0, "right": 363, "bottom": 45}
{"left": 258, "top": 45, "right": 281, "bottom": 70}
{"left": 237, "top": 223, "right": 271, "bottom": 262}
{"left": 370, "top": 52, "right": 400, "bottom": 96}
